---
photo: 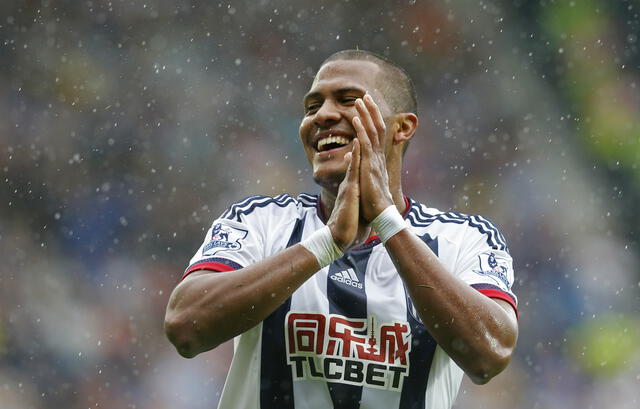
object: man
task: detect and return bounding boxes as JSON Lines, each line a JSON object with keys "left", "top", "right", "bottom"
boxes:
{"left": 165, "top": 50, "right": 518, "bottom": 409}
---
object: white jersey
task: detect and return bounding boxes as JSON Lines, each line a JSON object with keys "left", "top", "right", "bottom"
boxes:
{"left": 183, "top": 193, "right": 517, "bottom": 409}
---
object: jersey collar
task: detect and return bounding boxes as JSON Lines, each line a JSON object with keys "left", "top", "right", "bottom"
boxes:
{"left": 316, "top": 195, "right": 412, "bottom": 248}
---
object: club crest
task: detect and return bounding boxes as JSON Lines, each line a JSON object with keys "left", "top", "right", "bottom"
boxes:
{"left": 202, "top": 222, "right": 248, "bottom": 256}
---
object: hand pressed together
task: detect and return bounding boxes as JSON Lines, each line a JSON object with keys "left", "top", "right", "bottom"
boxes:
{"left": 326, "top": 139, "right": 364, "bottom": 250}
{"left": 353, "top": 94, "right": 395, "bottom": 223}
{"left": 328, "top": 93, "right": 396, "bottom": 250}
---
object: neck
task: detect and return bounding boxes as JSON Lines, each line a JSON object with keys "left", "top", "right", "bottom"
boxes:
{"left": 320, "top": 148, "right": 407, "bottom": 219}
{"left": 387, "top": 163, "right": 407, "bottom": 215}
{"left": 319, "top": 186, "right": 339, "bottom": 219}
{"left": 385, "top": 151, "right": 407, "bottom": 215}
{"left": 319, "top": 175, "right": 406, "bottom": 220}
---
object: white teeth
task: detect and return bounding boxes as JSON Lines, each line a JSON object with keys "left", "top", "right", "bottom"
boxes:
{"left": 317, "top": 136, "right": 350, "bottom": 151}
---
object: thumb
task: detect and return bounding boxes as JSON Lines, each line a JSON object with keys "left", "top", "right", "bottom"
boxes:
{"left": 343, "top": 151, "right": 354, "bottom": 176}
{"left": 344, "top": 151, "right": 353, "bottom": 165}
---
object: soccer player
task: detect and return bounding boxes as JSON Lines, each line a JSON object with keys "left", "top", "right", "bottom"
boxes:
{"left": 165, "top": 50, "right": 518, "bottom": 409}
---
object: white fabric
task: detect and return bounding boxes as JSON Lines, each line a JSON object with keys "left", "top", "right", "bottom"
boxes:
{"left": 358, "top": 247, "right": 409, "bottom": 409}
{"left": 424, "top": 346, "right": 465, "bottom": 409}
{"left": 186, "top": 195, "right": 299, "bottom": 273}
{"left": 216, "top": 324, "right": 263, "bottom": 409}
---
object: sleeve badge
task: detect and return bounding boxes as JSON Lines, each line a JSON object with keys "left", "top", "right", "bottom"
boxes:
{"left": 472, "top": 252, "right": 511, "bottom": 289}
{"left": 202, "top": 222, "right": 249, "bottom": 256}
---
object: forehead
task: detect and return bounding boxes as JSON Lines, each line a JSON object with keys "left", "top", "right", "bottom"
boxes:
{"left": 310, "top": 60, "right": 383, "bottom": 95}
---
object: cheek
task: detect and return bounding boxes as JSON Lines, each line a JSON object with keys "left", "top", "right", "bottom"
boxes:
{"left": 299, "top": 118, "right": 312, "bottom": 140}
{"left": 343, "top": 108, "right": 357, "bottom": 121}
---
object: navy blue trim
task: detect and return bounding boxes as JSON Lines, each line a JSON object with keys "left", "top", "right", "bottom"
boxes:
{"left": 325, "top": 246, "right": 371, "bottom": 408}
{"left": 286, "top": 218, "right": 306, "bottom": 247}
{"left": 408, "top": 200, "right": 509, "bottom": 252}
{"left": 470, "top": 283, "right": 517, "bottom": 305}
{"left": 222, "top": 194, "right": 296, "bottom": 221}
{"left": 221, "top": 194, "right": 267, "bottom": 218}
{"left": 260, "top": 298, "right": 294, "bottom": 408}
{"left": 184, "top": 257, "right": 243, "bottom": 274}
{"left": 399, "top": 234, "right": 439, "bottom": 409}
{"left": 259, "top": 217, "right": 307, "bottom": 409}
{"left": 297, "top": 193, "right": 319, "bottom": 208}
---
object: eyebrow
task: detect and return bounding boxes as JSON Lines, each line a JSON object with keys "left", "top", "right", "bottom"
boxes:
{"left": 303, "top": 87, "right": 366, "bottom": 104}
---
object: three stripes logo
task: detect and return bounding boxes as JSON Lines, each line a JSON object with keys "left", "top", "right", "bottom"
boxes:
{"left": 330, "top": 268, "right": 363, "bottom": 289}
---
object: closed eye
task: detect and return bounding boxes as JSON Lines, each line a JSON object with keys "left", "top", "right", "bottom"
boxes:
{"left": 305, "top": 103, "right": 321, "bottom": 114}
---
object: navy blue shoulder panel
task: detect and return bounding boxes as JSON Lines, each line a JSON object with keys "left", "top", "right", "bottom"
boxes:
{"left": 221, "top": 193, "right": 296, "bottom": 221}
{"left": 407, "top": 199, "right": 509, "bottom": 252}
{"left": 297, "top": 192, "right": 319, "bottom": 208}
{"left": 221, "top": 193, "right": 318, "bottom": 222}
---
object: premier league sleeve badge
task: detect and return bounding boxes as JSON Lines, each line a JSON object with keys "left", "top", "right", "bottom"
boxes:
{"left": 472, "top": 251, "right": 512, "bottom": 289}
{"left": 202, "top": 222, "right": 249, "bottom": 256}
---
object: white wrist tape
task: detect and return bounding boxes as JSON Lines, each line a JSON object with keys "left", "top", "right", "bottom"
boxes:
{"left": 371, "top": 205, "right": 407, "bottom": 243}
{"left": 300, "top": 226, "right": 343, "bottom": 268}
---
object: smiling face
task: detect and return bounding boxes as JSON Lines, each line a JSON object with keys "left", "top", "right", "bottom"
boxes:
{"left": 299, "top": 60, "right": 394, "bottom": 190}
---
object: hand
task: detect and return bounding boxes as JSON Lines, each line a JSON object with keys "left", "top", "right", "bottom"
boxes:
{"left": 326, "top": 140, "right": 367, "bottom": 250}
{"left": 353, "top": 94, "right": 395, "bottom": 223}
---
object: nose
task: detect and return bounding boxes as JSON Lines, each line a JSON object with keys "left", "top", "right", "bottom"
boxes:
{"left": 313, "top": 100, "right": 341, "bottom": 128}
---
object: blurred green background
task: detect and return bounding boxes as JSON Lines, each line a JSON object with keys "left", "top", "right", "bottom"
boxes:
{"left": 1, "top": 0, "right": 639, "bottom": 408}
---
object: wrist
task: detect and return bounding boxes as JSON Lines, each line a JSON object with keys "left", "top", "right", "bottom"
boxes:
{"left": 300, "top": 226, "right": 344, "bottom": 268}
{"left": 365, "top": 194, "right": 395, "bottom": 223}
{"left": 371, "top": 205, "right": 407, "bottom": 243}
{"left": 326, "top": 222, "right": 347, "bottom": 251}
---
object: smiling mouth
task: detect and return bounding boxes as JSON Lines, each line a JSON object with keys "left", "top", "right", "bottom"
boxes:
{"left": 316, "top": 135, "right": 351, "bottom": 152}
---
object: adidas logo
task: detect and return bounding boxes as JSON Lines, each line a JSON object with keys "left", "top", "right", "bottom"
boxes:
{"left": 330, "top": 268, "right": 363, "bottom": 289}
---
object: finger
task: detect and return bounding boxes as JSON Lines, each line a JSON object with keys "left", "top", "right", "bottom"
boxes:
{"left": 338, "top": 144, "right": 357, "bottom": 193}
{"left": 355, "top": 98, "right": 379, "bottom": 149}
{"left": 364, "top": 94, "right": 386, "bottom": 147}
{"left": 356, "top": 98, "right": 378, "bottom": 149}
{"left": 335, "top": 167, "right": 351, "bottom": 199}
{"left": 349, "top": 139, "right": 361, "bottom": 183}
{"left": 339, "top": 151, "right": 353, "bottom": 191}
{"left": 344, "top": 151, "right": 353, "bottom": 167}
{"left": 352, "top": 116, "right": 371, "bottom": 159}
{"left": 336, "top": 145, "right": 359, "bottom": 204}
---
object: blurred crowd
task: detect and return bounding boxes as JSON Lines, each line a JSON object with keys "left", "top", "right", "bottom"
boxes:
{"left": 1, "top": 0, "right": 639, "bottom": 408}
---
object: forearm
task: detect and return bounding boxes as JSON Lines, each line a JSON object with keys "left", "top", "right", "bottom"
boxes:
{"left": 166, "top": 144, "right": 362, "bottom": 359}
{"left": 165, "top": 244, "right": 320, "bottom": 358}
{"left": 384, "top": 229, "right": 518, "bottom": 384}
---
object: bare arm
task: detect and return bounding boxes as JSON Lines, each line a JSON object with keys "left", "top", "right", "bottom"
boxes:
{"left": 165, "top": 141, "right": 363, "bottom": 358}
{"left": 384, "top": 230, "right": 518, "bottom": 384}
{"left": 353, "top": 94, "right": 518, "bottom": 384}
{"left": 165, "top": 244, "right": 320, "bottom": 358}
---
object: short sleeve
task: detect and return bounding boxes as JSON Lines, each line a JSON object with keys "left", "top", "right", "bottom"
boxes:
{"left": 455, "top": 218, "right": 518, "bottom": 316}
{"left": 182, "top": 216, "right": 264, "bottom": 280}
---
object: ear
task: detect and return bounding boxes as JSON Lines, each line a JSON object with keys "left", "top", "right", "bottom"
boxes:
{"left": 393, "top": 113, "right": 418, "bottom": 145}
